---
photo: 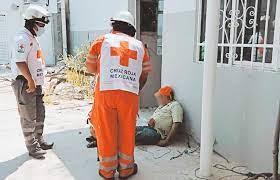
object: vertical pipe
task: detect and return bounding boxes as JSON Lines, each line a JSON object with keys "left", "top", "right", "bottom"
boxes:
{"left": 272, "top": 0, "right": 280, "bottom": 70}
{"left": 250, "top": 0, "right": 259, "bottom": 68}
{"left": 199, "top": 0, "right": 220, "bottom": 177}
{"left": 240, "top": 0, "right": 248, "bottom": 63}
{"left": 229, "top": 0, "right": 237, "bottom": 65}
{"left": 220, "top": 0, "right": 227, "bottom": 65}
{"left": 61, "top": 0, "right": 68, "bottom": 57}
{"left": 262, "top": 0, "right": 270, "bottom": 69}
{"left": 136, "top": 0, "right": 141, "bottom": 39}
{"left": 273, "top": 102, "right": 280, "bottom": 180}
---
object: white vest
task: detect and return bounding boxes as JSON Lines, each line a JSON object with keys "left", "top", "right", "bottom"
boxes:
{"left": 99, "top": 33, "right": 145, "bottom": 95}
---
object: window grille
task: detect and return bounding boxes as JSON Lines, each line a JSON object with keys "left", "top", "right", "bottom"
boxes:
{"left": 197, "top": 0, "right": 280, "bottom": 71}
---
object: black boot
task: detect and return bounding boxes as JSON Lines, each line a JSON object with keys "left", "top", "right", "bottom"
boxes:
{"left": 86, "top": 136, "right": 96, "bottom": 143}
{"left": 29, "top": 147, "right": 46, "bottom": 159}
{"left": 40, "top": 142, "right": 54, "bottom": 150}
{"left": 87, "top": 140, "right": 97, "bottom": 148}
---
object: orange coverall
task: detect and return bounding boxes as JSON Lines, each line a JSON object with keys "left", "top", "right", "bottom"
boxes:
{"left": 86, "top": 32, "right": 151, "bottom": 178}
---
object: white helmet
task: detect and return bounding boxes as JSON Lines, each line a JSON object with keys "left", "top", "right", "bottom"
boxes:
{"left": 111, "top": 11, "right": 136, "bottom": 30}
{"left": 23, "top": 5, "right": 50, "bottom": 24}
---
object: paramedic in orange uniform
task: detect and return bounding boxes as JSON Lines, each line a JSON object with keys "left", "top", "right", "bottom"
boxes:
{"left": 86, "top": 11, "right": 151, "bottom": 179}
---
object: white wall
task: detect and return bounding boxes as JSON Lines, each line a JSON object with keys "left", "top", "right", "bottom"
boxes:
{"left": 68, "top": 0, "right": 130, "bottom": 53}
{"left": 162, "top": 0, "right": 280, "bottom": 172}
{"left": 0, "top": 0, "right": 22, "bottom": 64}
{"left": 0, "top": 0, "right": 57, "bottom": 65}
{"left": 69, "top": 0, "right": 128, "bottom": 32}
{"left": 164, "top": 0, "right": 196, "bottom": 13}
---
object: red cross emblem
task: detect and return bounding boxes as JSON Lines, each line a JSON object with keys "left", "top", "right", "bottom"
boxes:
{"left": 110, "top": 41, "right": 138, "bottom": 67}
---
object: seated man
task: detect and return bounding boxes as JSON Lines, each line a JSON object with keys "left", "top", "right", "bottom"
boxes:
{"left": 136, "top": 86, "right": 183, "bottom": 147}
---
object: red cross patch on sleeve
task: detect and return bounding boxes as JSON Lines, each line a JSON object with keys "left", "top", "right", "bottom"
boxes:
{"left": 17, "top": 44, "right": 25, "bottom": 53}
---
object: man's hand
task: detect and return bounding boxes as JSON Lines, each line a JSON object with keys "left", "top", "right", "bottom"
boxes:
{"left": 26, "top": 79, "right": 36, "bottom": 93}
{"left": 157, "top": 139, "right": 169, "bottom": 147}
{"left": 148, "top": 118, "right": 156, "bottom": 128}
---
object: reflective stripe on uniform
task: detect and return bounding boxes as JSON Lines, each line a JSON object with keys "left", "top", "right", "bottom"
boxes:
{"left": 118, "top": 162, "right": 134, "bottom": 170}
{"left": 87, "top": 54, "right": 98, "bottom": 61}
{"left": 35, "top": 129, "right": 43, "bottom": 134}
{"left": 35, "top": 122, "right": 44, "bottom": 126}
{"left": 99, "top": 155, "right": 118, "bottom": 163}
{"left": 22, "top": 127, "right": 35, "bottom": 133}
{"left": 24, "top": 134, "right": 35, "bottom": 141}
{"left": 118, "top": 152, "right": 133, "bottom": 161}
{"left": 99, "top": 164, "right": 118, "bottom": 172}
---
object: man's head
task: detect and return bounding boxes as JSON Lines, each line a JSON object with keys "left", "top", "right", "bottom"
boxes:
{"left": 154, "top": 86, "right": 174, "bottom": 106}
{"left": 111, "top": 11, "right": 136, "bottom": 37}
{"left": 23, "top": 5, "right": 50, "bottom": 36}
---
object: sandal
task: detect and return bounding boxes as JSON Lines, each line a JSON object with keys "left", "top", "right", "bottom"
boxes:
{"left": 98, "top": 171, "right": 115, "bottom": 180}
{"left": 119, "top": 163, "right": 138, "bottom": 179}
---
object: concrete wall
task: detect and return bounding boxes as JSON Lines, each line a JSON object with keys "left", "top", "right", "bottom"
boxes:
{"left": 0, "top": 1, "right": 22, "bottom": 64}
{"left": 140, "top": 32, "right": 162, "bottom": 107}
{"left": 162, "top": 0, "right": 280, "bottom": 172}
{"left": 68, "top": 0, "right": 129, "bottom": 53}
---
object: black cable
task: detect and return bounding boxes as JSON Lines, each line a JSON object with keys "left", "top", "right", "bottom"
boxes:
{"left": 214, "top": 164, "right": 249, "bottom": 176}
{"left": 213, "top": 163, "right": 273, "bottom": 179}
{"left": 214, "top": 151, "right": 230, "bottom": 164}
{"left": 217, "top": 175, "right": 244, "bottom": 180}
{"left": 170, "top": 146, "right": 200, "bottom": 160}
{"left": 137, "top": 146, "right": 171, "bottom": 159}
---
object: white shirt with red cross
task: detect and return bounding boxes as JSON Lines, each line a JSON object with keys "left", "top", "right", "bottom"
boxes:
{"left": 11, "top": 28, "right": 46, "bottom": 86}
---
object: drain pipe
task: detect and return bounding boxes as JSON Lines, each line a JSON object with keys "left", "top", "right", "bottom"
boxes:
{"left": 199, "top": 0, "right": 220, "bottom": 177}
{"left": 60, "top": 0, "right": 68, "bottom": 57}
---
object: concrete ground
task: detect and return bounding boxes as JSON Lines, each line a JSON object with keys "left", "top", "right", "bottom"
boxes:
{"left": 0, "top": 67, "right": 248, "bottom": 180}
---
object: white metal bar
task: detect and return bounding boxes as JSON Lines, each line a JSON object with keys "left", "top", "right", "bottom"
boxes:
{"left": 273, "top": 0, "right": 280, "bottom": 70}
{"left": 199, "top": 0, "right": 220, "bottom": 177}
{"left": 61, "top": 0, "right": 68, "bottom": 56}
{"left": 196, "top": 0, "right": 203, "bottom": 62}
{"left": 250, "top": 0, "right": 259, "bottom": 68}
{"left": 240, "top": 0, "right": 248, "bottom": 64}
{"left": 220, "top": 0, "right": 228, "bottom": 64}
{"left": 235, "top": 61, "right": 274, "bottom": 67}
{"left": 228, "top": 0, "right": 237, "bottom": 65}
{"left": 197, "top": 59, "right": 275, "bottom": 69}
{"left": 262, "top": 0, "right": 271, "bottom": 69}
{"left": 198, "top": 42, "right": 274, "bottom": 48}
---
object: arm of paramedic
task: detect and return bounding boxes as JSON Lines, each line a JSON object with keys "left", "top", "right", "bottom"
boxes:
{"left": 16, "top": 63, "right": 36, "bottom": 93}
{"left": 16, "top": 62, "right": 33, "bottom": 82}
{"left": 15, "top": 39, "right": 36, "bottom": 93}
{"left": 86, "top": 38, "right": 103, "bottom": 74}
{"left": 140, "top": 48, "right": 151, "bottom": 91}
{"left": 139, "top": 73, "right": 148, "bottom": 91}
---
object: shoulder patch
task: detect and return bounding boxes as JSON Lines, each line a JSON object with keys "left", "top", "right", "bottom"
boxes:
{"left": 17, "top": 44, "right": 25, "bottom": 53}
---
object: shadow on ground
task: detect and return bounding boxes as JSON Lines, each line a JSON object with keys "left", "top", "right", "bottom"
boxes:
{"left": 46, "top": 128, "right": 100, "bottom": 180}
{"left": 0, "top": 153, "right": 30, "bottom": 180}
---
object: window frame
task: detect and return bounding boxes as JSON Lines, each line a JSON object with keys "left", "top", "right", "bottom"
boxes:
{"left": 195, "top": 0, "right": 280, "bottom": 71}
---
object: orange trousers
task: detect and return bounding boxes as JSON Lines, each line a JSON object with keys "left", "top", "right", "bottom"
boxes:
{"left": 91, "top": 90, "right": 139, "bottom": 178}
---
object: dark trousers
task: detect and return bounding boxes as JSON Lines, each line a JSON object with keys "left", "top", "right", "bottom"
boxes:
{"left": 135, "top": 126, "right": 161, "bottom": 145}
{"left": 11, "top": 77, "right": 45, "bottom": 152}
